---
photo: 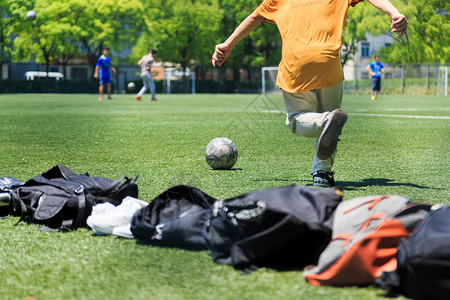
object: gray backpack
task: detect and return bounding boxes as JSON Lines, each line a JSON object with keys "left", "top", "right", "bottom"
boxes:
{"left": 303, "top": 195, "right": 431, "bottom": 286}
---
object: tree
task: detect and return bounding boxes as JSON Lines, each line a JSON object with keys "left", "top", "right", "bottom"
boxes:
{"left": 9, "top": 0, "right": 144, "bottom": 79}
{"left": 218, "top": 0, "right": 281, "bottom": 84}
{"left": 133, "top": 0, "right": 223, "bottom": 90}
{"left": 341, "top": 3, "right": 385, "bottom": 66}
{"left": 76, "top": 0, "right": 145, "bottom": 73}
{"left": 9, "top": 0, "right": 59, "bottom": 75}
{"left": 0, "top": 0, "right": 13, "bottom": 90}
{"left": 377, "top": 0, "right": 450, "bottom": 64}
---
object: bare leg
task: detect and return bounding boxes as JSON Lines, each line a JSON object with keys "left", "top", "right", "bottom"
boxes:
{"left": 107, "top": 83, "right": 112, "bottom": 99}
{"left": 99, "top": 85, "right": 104, "bottom": 101}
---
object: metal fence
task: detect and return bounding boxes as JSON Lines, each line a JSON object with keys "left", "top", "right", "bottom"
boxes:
{"left": 263, "top": 64, "right": 449, "bottom": 95}
{"left": 343, "top": 64, "right": 449, "bottom": 95}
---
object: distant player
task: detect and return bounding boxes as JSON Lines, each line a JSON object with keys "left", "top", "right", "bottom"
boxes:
{"left": 94, "top": 48, "right": 116, "bottom": 101}
{"left": 366, "top": 55, "right": 386, "bottom": 100}
{"left": 212, "top": 0, "right": 407, "bottom": 187}
{"left": 135, "top": 49, "right": 157, "bottom": 102}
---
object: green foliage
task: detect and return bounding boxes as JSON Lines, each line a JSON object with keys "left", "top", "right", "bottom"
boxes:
{"left": 132, "top": 0, "right": 281, "bottom": 78}
{"left": 132, "top": 0, "right": 222, "bottom": 70}
{"left": 76, "top": 0, "right": 145, "bottom": 65}
{"left": 4, "top": 0, "right": 449, "bottom": 78}
{"left": 8, "top": 0, "right": 144, "bottom": 72}
{"left": 376, "top": 0, "right": 450, "bottom": 63}
{"left": 218, "top": 0, "right": 281, "bottom": 69}
{"left": 0, "top": 0, "right": 13, "bottom": 64}
{"left": 342, "top": 3, "right": 386, "bottom": 66}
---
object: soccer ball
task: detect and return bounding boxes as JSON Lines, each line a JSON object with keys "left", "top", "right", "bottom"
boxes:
{"left": 205, "top": 137, "right": 238, "bottom": 170}
{"left": 26, "top": 11, "right": 36, "bottom": 21}
{"left": 127, "top": 82, "right": 136, "bottom": 91}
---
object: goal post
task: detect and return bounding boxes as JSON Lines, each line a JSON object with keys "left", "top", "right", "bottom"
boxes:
{"left": 437, "top": 66, "right": 448, "bottom": 96}
{"left": 261, "top": 67, "right": 280, "bottom": 95}
{"left": 264, "top": 65, "right": 449, "bottom": 96}
{"left": 163, "top": 68, "right": 196, "bottom": 94}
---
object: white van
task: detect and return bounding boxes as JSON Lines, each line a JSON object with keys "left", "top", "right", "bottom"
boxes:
{"left": 25, "top": 71, "right": 64, "bottom": 81}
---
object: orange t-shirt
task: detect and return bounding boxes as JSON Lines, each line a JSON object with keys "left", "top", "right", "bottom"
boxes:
{"left": 254, "top": 0, "right": 363, "bottom": 93}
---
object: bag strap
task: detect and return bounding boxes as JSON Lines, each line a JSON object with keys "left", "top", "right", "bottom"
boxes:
{"left": 359, "top": 212, "right": 387, "bottom": 230}
{"left": 101, "top": 176, "right": 138, "bottom": 195}
{"left": 13, "top": 193, "right": 30, "bottom": 226}
{"left": 342, "top": 196, "right": 389, "bottom": 214}
{"left": 59, "top": 192, "right": 86, "bottom": 231}
{"left": 101, "top": 177, "right": 126, "bottom": 194}
{"left": 29, "top": 175, "right": 82, "bottom": 195}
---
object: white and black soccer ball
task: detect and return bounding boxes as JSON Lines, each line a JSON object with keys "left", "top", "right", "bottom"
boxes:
{"left": 127, "top": 82, "right": 136, "bottom": 91}
{"left": 26, "top": 11, "right": 36, "bottom": 21}
{"left": 205, "top": 137, "right": 238, "bottom": 170}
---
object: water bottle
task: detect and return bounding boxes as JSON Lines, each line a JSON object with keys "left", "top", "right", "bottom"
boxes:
{"left": 0, "top": 193, "right": 11, "bottom": 207}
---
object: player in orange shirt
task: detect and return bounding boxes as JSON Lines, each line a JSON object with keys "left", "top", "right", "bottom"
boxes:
{"left": 212, "top": 0, "right": 407, "bottom": 187}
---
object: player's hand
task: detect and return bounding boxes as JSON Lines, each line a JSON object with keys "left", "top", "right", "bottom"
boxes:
{"left": 391, "top": 13, "right": 408, "bottom": 37}
{"left": 94, "top": 73, "right": 98, "bottom": 79}
{"left": 212, "top": 43, "right": 232, "bottom": 67}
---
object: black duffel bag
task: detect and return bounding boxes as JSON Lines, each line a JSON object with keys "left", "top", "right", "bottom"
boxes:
{"left": 203, "top": 185, "right": 343, "bottom": 270}
{"left": 1, "top": 165, "right": 138, "bottom": 231}
{"left": 131, "top": 185, "right": 217, "bottom": 250}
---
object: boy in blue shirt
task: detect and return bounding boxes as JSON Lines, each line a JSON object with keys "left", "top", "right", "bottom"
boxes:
{"left": 94, "top": 48, "right": 116, "bottom": 101}
{"left": 366, "top": 55, "right": 385, "bottom": 100}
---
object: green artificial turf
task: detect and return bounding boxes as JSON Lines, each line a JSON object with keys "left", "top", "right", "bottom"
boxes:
{"left": 0, "top": 93, "right": 448, "bottom": 300}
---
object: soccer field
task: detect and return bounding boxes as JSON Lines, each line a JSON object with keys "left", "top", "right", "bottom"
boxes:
{"left": 0, "top": 93, "right": 449, "bottom": 299}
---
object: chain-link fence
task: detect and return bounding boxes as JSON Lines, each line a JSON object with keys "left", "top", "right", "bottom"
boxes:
{"left": 343, "top": 64, "right": 449, "bottom": 95}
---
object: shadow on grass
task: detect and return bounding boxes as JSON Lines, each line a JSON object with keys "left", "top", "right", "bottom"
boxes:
{"left": 336, "top": 178, "right": 441, "bottom": 191}
{"left": 209, "top": 168, "right": 243, "bottom": 171}
{"left": 251, "top": 177, "right": 441, "bottom": 192}
{"left": 252, "top": 178, "right": 292, "bottom": 182}
{"left": 135, "top": 239, "right": 208, "bottom": 252}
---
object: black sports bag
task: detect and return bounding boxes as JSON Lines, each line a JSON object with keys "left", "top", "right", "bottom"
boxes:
{"left": 131, "top": 185, "right": 217, "bottom": 250}
{"left": 2, "top": 165, "right": 138, "bottom": 231}
{"left": 376, "top": 205, "right": 450, "bottom": 299}
{"left": 203, "top": 185, "right": 343, "bottom": 270}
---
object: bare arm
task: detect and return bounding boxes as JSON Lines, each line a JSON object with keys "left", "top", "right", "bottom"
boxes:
{"left": 137, "top": 59, "right": 143, "bottom": 68}
{"left": 212, "top": 13, "right": 264, "bottom": 66}
{"left": 94, "top": 65, "right": 99, "bottom": 78}
{"left": 110, "top": 66, "right": 116, "bottom": 74}
{"left": 366, "top": 64, "right": 376, "bottom": 76}
{"left": 365, "top": 65, "right": 375, "bottom": 76}
{"left": 366, "top": 0, "right": 408, "bottom": 36}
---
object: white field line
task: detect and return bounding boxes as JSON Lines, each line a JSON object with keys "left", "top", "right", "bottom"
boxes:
{"left": 263, "top": 110, "right": 285, "bottom": 113}
{"left": 262, "top": 110, "right": 450, "bottom": 120}
{"left": 348, "top": 113, "right": 450, "bottom": 120}
{"left": 353, "top": 108, "right": 450, "bottom": 112}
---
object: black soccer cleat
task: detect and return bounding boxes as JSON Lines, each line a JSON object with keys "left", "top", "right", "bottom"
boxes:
{"left": 312, "top": 171, "right": 335, "bottom": 187}
{"left": 317, "top": 109, "right": 348, "bottom": 160}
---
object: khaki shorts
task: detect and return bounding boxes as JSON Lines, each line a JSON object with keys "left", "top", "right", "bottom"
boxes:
{"left": 284, "top": 83, "right": 343, "bottom": 120}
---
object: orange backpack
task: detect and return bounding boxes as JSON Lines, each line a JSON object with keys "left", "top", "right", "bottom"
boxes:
{"left": 303, "top": 195, "right": 431, "bottom": 286}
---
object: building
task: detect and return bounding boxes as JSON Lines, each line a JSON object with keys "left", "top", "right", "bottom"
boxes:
{"left": 343, "top": 33, "right": 393, "bottom": 80}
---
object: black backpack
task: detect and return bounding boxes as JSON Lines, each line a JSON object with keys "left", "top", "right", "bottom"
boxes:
{"left": 131, "top": 185, "right": 217, "bottom": 250}
{"left": 376, "top": 205, "right": 450, "bottom": 299}
{"left": 2, "top": 165, "right": 138, "bottom": 231}
{"left": 203, "top": 185, "right": 343, "bottom": 270}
